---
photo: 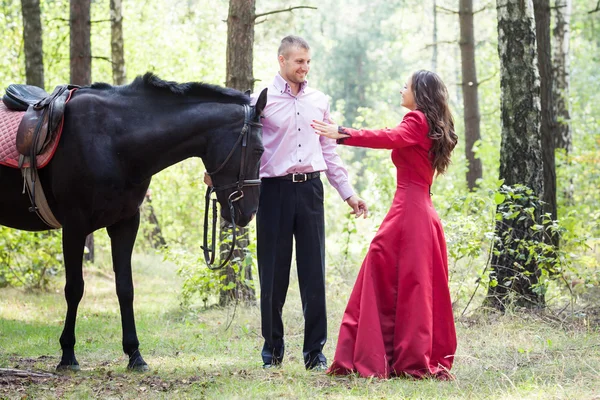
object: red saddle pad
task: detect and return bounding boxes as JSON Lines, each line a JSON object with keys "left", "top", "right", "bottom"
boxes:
{"left": 0, "top": 89, "right": 74, "bottom": 169}
{"left": 0, "top": 102, "right": 25, "bottom": 168}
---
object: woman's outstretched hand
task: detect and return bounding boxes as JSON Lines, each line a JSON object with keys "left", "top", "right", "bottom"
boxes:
{"left": 311, "top": 120, "right": 350, "bottom": 139}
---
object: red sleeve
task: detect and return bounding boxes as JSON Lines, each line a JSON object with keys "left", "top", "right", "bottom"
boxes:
{"left": 339, "top": 110, "right": 428, "bottom": 149}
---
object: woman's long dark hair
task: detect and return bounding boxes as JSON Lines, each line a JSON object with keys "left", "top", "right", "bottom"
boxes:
{"left": 411, "top": 70, "right": 458, "bottom": 175}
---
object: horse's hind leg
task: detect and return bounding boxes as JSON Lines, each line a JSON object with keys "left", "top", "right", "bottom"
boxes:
{"left": 106, "top": 211, "right": 148, "bottom": 371}
{"left": 57, "top": 225, "right": 86, "bottom": 371}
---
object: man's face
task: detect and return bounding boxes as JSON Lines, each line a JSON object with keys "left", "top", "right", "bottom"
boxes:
{"left": 278, "top": 46, "right": 311, "bottom": 85}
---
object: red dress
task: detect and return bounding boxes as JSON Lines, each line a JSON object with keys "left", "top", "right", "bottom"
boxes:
{"left": 328, "top": 110, "right": 457, "bottom": 379}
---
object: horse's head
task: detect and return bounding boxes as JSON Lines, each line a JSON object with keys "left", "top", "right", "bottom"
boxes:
{"left": 204, "top": 88, "right": 267, "bottom": 227}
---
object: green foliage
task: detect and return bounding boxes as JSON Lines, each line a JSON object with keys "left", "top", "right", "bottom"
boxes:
{"left": 0, "top": 0, "right": 598, "bottom": 309}
{"left": 174, "top": 225, "right": 258, "bottom": 308}
{"left": 0, "top": 227, "right": 62, "bottom": 289}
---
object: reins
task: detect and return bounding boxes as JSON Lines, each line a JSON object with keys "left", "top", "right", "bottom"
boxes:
{"left": 201, "top": 104, "right": 261, "bottom": 270}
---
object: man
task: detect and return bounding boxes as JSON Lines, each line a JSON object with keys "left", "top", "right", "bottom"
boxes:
{"left": 253, "top": 35, "right": 367, "bottom": 371}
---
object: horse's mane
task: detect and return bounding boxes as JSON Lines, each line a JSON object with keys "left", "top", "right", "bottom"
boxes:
{"left": 90, "top": 72, "right": 250, "bottom": 105}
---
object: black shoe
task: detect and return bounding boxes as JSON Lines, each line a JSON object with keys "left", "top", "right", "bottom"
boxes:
{"left": 307, "top": 360, "right": 327, "bottom": 372}
{"left": 262, "top": 361, "right": 281, "bottom": 369}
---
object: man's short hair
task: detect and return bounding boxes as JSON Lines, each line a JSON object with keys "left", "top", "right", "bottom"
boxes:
{"left": 278, "top": 35, "right": 310, "bottom": 58}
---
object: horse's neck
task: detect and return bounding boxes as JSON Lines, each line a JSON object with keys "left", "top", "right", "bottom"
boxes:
{"left": 115, "top": 102, "right": 227, "bottom": 181}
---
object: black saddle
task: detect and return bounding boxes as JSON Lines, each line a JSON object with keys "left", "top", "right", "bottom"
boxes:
{"left": 2, "top": 84, "right": 77, "bottom": 157}
{"left": 3, "top": 84, "right": 50, "bottom": 111}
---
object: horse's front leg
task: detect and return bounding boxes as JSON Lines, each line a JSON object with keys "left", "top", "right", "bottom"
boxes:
{"left": 106, "top": 211, "right": 148, "bottom": 371}
{"left": 57, "top": 225, "right": 86, "bottom": 371}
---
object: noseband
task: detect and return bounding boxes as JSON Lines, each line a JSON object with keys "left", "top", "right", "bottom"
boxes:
{"left": 202, "top": 104, "right": 261, "bottom": 270}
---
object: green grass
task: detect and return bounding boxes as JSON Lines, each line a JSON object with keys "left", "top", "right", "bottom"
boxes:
{"left": 1, "top": 253, "right": 599, "bottom": 399}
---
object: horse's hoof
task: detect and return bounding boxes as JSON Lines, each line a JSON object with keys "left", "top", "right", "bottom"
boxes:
{"left": 128, "top": 363, "right": 149, "bottom": 372}
{"left": 127, "top": 352, "right": 149, "bottom": 372}
{"left": 56, "top": 363, "right": 80, "bottom": 372}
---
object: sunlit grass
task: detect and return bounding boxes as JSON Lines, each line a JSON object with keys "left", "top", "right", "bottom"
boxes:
{"left": 1, "top": 253, "right": 599, "bottom": 399}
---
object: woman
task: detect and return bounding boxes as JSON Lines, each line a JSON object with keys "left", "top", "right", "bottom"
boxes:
{"left": 311, "top": 70, "right": 458, "bottom": 379}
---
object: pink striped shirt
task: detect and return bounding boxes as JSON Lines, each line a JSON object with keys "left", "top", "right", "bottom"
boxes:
{"left": 253, "top": 74, "right": 355, "bottom": 200}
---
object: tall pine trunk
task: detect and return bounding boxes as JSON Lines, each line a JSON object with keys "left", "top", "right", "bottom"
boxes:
{"left": 485, "top": 0, "right": 545, "bottom": 311}
{"left": 219, "top": 0, "right": 257, "bottom": 306}
{"left": 553, "top": 0, "right": 573, "bottom": 204}
{"left": 432, "top": 0, "right": 438, "bottom": 71}
{"left": 533, "top": 0, "right": 558, "bottom": 230}
{"left": 552, "top": 0, "right": 571, "bottom": 153}
{"left": 70, "top": 0, "right": 93, "bottom": 261}
{"left": 459, "top": 0, "right": 482, "bottom": 191}
{"left": 110, "top": 0, "right": 127, "bottom": 85}
{"left": 70, "top": 0, "right": 91, "bottom": 86}
{"left": 21, "top": 0, "right": 44, "bottom": 88}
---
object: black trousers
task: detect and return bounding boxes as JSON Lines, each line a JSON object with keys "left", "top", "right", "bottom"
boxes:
{"left": 257, "top": 177, "right": 327, "bottom": 367}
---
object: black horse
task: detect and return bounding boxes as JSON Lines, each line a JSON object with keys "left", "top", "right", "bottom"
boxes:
{"left": 0, "top": 73, "right": 267, "bottom": 370}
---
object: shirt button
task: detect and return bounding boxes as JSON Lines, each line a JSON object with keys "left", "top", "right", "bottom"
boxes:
{"left": 299, "top": 159, "right": 302, "bottom": 162}
{"left": 297, "top": 112, "right": 300, "bottom": 115}
{"left": 298, "top": 128, "right": 301, "bottom": 131}
{"left": 298, "top": 144, "right": 301, "bottom": 147}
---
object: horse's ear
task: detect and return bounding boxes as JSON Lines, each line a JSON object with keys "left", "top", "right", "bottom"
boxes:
{"left": 255, "top": 88, "right": 268, "bottom": 117}
{"left": 244, "top": 89, "right": 251, "bottom": 96}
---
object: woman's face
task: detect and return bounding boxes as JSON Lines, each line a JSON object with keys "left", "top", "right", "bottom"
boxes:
{"left": 400, "top": 76, "right": 416, "bottom": 110}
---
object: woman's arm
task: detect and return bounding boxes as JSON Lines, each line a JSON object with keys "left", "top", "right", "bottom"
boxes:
{"left": 312, "top": 111, "right": 428, "bottom": 149}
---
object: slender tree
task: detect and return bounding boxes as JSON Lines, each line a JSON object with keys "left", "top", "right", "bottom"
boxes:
{"left": 21, "top": 0, "right": 44, "bottom": 88}
{"left": 70, "top": 0, "right": 91, "bottom": 85}
{"left": 432, "top": 0, "right": 438, "bottom": 72}
{"left": 219, "top": 0, "right": 258, "bottom": 305}
{"left": 459, "top": 0, "right": 482, "bottom": 190}
{"left": 70, "top": 0, "right": 93, "bottom": 261}
{"left": 110, "top": 0, "right": 126, "bottom": 85}
{"left": 485, "top": 0, "right": 545, "bottom": 310}
{"left": 552, "top": 0, "right": 572, "bottom": 152}
{"left": 533, "top": 0, "right": 558, "bottom": 227}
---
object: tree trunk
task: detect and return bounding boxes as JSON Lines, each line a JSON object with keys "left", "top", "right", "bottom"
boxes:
{"left": 459, "top": 0, "right": 482, "bottom": 191}
{"left": 218, "top": 219, "right": 254, "bottom": 305}
{"left": 485, "top": 0, "right": 545, "bottom": 311}
{"left": 21, "top": 0, "right": 44, "bottom": 88}
{"left": 143, "top": 192, "right": 166, "bottom": 248}
{"left": 552, "top": 0, "right": 573, "bottom": 203}
{"left": 225, "top": 0, "right": 255, "bottom": 92}
{"left": 432, "top": 0, "right": 438, "bottom": 72}
{"left": 219, "top": 0, "right": 257, "bottom": 306}
{"left": 110, "top": 0, "right": 127, "bottom": 85}
{"left": 70, "top": 0, "right": 91, "bottom": 86}
{"left": 84, "top": 233, "right": 94, "bottom": 263}
{"left": 533, "top": 0, "right": 558, "bottom": 232}
{"left": 70, "top": 0, "right": 93, "bottom": 260}
{"left": 552, "top": 0, "right": 571, "bottom": 152}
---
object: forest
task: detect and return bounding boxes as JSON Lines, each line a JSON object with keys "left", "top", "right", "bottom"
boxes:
{"left": 0, "top": 0, "right": 599, "bottom": 398}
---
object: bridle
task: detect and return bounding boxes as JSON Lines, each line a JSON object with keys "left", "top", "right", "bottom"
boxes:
{"left": 202, "top": 104, "right": 262, "bottom": 270}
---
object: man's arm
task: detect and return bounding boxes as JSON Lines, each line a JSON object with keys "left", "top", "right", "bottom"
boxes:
{"left": 320, "top": 106, "right": 368, "bottom": 218}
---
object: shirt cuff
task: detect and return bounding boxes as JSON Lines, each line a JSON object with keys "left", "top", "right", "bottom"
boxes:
{"left": 338, "top": 184, "right": 355, "bottom": 202}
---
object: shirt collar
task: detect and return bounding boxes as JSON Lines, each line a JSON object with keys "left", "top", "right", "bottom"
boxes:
{"left": 274, "top": 73, "right": 308, "bottom": 95}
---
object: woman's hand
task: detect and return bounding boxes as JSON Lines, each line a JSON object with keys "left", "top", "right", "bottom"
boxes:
{"left": 311, "top": 120, "right": 350, "bottom": 139}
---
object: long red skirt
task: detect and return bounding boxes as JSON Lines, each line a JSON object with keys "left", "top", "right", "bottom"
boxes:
{"left": 328, "top": 186, "right": 457, "bottom": 379}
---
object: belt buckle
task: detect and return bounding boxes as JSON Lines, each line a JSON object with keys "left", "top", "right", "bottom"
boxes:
{"left": 292, "top": 173, "right": 307, "bottom": 183}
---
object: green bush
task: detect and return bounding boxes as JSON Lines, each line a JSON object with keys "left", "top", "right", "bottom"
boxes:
{"left": 0, "top": 227, "right": 63, "bottom": 290}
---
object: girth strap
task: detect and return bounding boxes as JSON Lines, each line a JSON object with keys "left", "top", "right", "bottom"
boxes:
{"left": 22, "top": 167, "right": 61, "bottom": 228}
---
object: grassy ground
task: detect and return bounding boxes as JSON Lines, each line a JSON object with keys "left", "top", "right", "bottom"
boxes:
{"left": 1, "top": 253, "right": 599, "bottom": 399}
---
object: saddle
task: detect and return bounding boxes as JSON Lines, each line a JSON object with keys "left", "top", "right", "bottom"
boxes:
{"left": 1, "top": 83, "right": 78, "bottom": 229}
{"left": 3, "top": 84, "right": 74, "bottom": 159}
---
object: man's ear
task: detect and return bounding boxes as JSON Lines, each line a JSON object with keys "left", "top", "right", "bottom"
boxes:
{"left": 255, "top": 88, "right": 268, "bottom": 117}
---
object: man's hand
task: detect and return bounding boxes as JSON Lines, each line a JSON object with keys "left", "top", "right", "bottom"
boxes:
{"left": 346, "top": 195, "right": 368, "bottom": 219}
{"left": 204, "top": 171, "right": 213, "bottom": 187}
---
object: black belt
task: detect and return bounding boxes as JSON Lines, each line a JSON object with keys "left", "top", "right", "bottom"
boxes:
{"left": 268, "top": 172, "right": 320, "bottom": 183}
